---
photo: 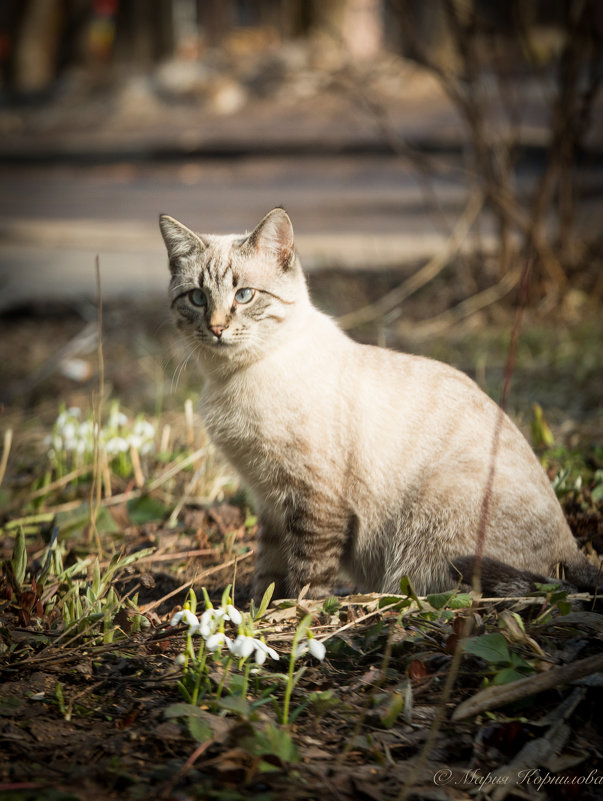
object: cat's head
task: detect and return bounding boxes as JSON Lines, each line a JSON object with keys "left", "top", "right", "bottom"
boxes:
{"left": 159, "top": 208, "right": 307, "bottom": 366}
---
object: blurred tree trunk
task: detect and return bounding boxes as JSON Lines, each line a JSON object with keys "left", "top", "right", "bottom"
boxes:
{"left": 313, "top": 0, "right": 384, "bottom": 58}
{"left": 14, "top": 0, "right": 64, "bottom": 93}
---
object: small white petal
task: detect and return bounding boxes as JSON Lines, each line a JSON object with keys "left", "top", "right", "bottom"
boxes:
{"left": 308, "top": 638, "right": 326, "bottom": 661}
{"left": 255, "top": 647, "right": 267, "bottom": 665}
{"left": 206, "top": 632, "right": 229, "bottom": 652}
{"left": 230, "top": 635, "right": 255, "bottom": 659}
{"left": 253, "top": 640, "right": 279, "bottom": 661}
{"left": 182, "top": 609, "right": 199, "bottom": 628}
{"left": 294, "top": 642, "right": 308, "bottom": 659}
{"left": 174, "top": 653, "right": 186, "bottom": 666}
{"left": 199, "top": 608, "right": 219, "bottom": 636}
{"left": 170, "top": 611, "right": 184, "bottom": 626}
{"left": 226, "top": 604, "right": 242, "bottom": 626}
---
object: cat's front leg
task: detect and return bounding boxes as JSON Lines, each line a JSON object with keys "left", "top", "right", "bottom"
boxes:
{"left": 285, "top": 507, "right": 347, "bottom": 599}
{"left": 251, "top": 521, "right": 288, "bottom": 604}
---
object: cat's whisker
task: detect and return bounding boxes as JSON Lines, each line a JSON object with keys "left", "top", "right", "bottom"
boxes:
{"left": 171, "top": 338, "right": 200, "bottom": 392}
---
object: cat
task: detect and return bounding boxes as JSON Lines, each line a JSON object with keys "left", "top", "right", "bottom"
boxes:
{"left": 159, "top": 207, "right": 600, "bottom": 601}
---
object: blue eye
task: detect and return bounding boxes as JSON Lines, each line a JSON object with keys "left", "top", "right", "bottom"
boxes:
{"left": 235, "top": 288, "right": 255, "bottom": 304}
{"left": 189, "top": 289, "right": 207, "bottom": 307}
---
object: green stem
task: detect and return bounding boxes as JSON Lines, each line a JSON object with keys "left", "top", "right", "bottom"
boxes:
{"left": 216, "top": 656, "right": 232, "bottom": 700}
{"left": 191, "top": 643, "right": 207, "bottom": 706}
{"left": 282, "top": 650, "right": 296, "bottom": 726}
{"left": 241, "top": 660, "right": 252, "bottom": 699}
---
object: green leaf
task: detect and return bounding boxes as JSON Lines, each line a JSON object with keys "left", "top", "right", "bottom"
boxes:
{"left": 187, "top": 715, "right": 213, "bottom": 742}
{"left": 215, "top": 695, "right": 251, "bottom": 718}
{"left": 399, "top": 576, "right": 422, "bottom": 608}
{"left": 255, "top": 582, "right": 275, "bottom": 619}
{"left": 127, "top": 495, "right": 167, "bottom": 524}
{"left": 55, "top": 504, "right": 120, "bottom": 536}
{"left": 426, "top": 591, "right": 454, "bottom": 609}
{"left": 447, "top": 593, "right": 473, "bottom": 609}
{"left": 164, "top": 702, "right": 205, "bottom": 719}
{"left": 463, "top": 633, "right": 511, "bottom": 665}
{"left": 378, "top": 595, "right": 412, "bottom": 610}
{"left": 11, "top": 526, "right": 27, "bottom": 586}
{"left": 492, "top": 667, "right": 526, "bottom": 685}
{"left": 380, "top": 691, "right": 405, "bottom": 728}
{"left": 322, "top": 595, "right": 341, "bottom": 615}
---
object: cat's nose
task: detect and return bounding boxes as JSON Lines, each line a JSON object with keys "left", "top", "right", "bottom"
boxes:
{"left": 209, "top": 323, "right": 227, "bottom": 338}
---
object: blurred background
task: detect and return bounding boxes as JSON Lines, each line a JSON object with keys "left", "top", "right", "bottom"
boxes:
{"left": 0, "top": 0, "right": 602, "bottom": 440}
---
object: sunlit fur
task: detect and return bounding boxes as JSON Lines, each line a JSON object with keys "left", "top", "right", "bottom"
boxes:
{"left": 160, "top": 208, "right": 600, "bottom": 600}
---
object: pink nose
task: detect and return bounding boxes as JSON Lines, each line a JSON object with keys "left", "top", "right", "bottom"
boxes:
{"left": 209, "top": 323, "right": 227, "bottom": 338}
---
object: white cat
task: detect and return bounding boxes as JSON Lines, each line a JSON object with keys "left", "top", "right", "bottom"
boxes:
{"left": 160, "top": 207, "right": 599, "bottom": 600}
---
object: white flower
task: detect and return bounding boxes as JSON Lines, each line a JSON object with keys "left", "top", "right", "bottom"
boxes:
{"left": 174, "top": 653, "right": 186, "bottom": 666}
{"left": 205, "top": 632, "right": 232, "bottom": 652}
{"left": 229, "top": 635, "right": 279, "bottom": 663}
{"left": 295, "top": 637, "right": 326, "bottom": 661}
{"left": 308, "top": 638, "right": 326, "bottom": 661}
{"left": 133, "top": 419, "right": 155, "bottom": 439}
{"left": 226, "top": 604, "right": 243, "bottom": 626}
{"left": 254, "top": 639, "right": 279, "bottom": 662}
{"left": 105, "top": 436, "right": 129, "bottom": 455}
{"left": 229, "top": 634, "right": 256, "bottom": 659}
{"left": 198, "top": 607, "right": 228, "bottom": 637}
{"left": 62, "top": 422, "right": 77, "bottom": 442}
{"left": 170, "top": 609, "right": 199, "bottom": 629}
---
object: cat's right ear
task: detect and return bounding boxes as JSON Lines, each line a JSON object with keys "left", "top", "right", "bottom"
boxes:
{"left": 159, "top": 215, "right": 207, "bottom": 268}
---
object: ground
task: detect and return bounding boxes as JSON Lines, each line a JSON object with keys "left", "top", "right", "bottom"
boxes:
{"left": 1, "top": 268, "right": 602, "bottom": 801}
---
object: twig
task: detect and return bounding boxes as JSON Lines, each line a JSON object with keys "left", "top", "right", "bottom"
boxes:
{"left": 318, "top": 600, "right": 404, "bottom": 643}
{"left": 337, "top": 191, "right": 484, "bottom": 330}
{"left": 408, "top": 267, "right": 520, "bottom": 339}
{"left": 452, "top": 652, "right": 603, "bottom": 722}
{"left": 138, "top": 550, "right": 254, "bottom": 614}
{"left": 101, "top": 548, "right": 215, "bottom": 568}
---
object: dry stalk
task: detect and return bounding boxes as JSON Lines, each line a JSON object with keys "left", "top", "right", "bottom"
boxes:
{"left": 88, "top": 256, "right": 104, "bottom": 555}
{"left": 0, "top": 427, "right": 13, "bottom": 488}
{"left": 338, "top": 190, "right": 484, "bottom": 330}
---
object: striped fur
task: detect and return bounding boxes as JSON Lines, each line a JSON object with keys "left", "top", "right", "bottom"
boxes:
{"left": 160, "top": 208, "right": 600, "bottom": 601}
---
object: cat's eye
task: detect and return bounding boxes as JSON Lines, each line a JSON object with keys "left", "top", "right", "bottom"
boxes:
{"left": 235, "top": 288, "right": 255, "bottom": 304}
{"left": 189, "top": 289, "right": 207, "bottom": 307}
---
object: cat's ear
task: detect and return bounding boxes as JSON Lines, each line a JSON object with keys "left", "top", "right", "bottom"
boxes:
{"left": 159, "top": 215, "right": 207, "bottom": 267}
{"left": 245, "top": 208, "right": 295, "bottom": 270}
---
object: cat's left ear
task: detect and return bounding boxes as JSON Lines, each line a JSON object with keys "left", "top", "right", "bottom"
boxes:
{"left": 159, "top": 214, "right": 207, "bottom": 268}
{"left": 245, "top": 208, "right": 295, "bottom": 270}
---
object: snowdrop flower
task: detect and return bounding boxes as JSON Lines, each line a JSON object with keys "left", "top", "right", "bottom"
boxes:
{"left": 105, "top": 436, "right": 130, "bottom": 455}
{"left": 56, "top": 408, "right": 81, "bottom": 430}
{"left": 108, "top": 407, "right": 129, "bottom": 428}
{"left": 295, "top": 637, "right": 326, "bottom": 661}
{"left": 205, "top": 632, "right": 232, "bottom": 652}
{"left": 226, "top": 604, "right": 242, "bottom": 626}
{"left": 133, "top": 419, "right": 155, "bottom": 439}
{"left": 253, "top": 639, "right": 279, "bottom": 665}
{"left": 174, "top": 653, "right": 186, "bottom": 666}
{"left": 170, "top": 609, "right": 200, "bottom": 629}
{"left": 198, "top": 607, "right": 229, "bottom": 637}
{"left": 229, "top": 634, "right": 256, "bottom": 659}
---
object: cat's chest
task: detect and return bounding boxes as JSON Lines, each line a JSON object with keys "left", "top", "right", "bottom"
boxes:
{"left": 200, "top": 370, "right": 311, "bottom": 459}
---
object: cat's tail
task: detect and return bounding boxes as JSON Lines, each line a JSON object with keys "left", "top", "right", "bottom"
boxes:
{"left": 450, "top": 553, "right": 601, "bottom": 597}
{"left": 562, "top": 550, "right": 602, "bottom": 592}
